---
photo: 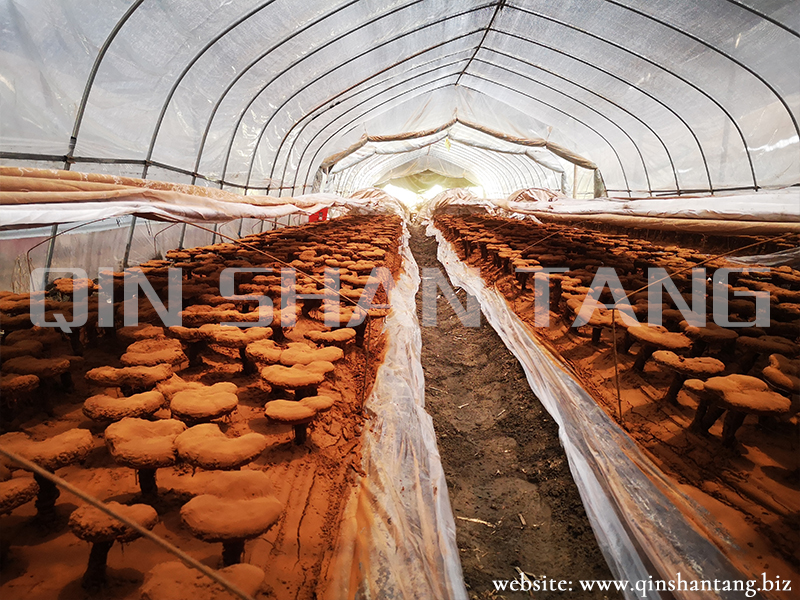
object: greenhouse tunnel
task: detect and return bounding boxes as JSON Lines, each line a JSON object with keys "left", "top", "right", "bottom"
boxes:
{"left": 0, "top": 1, "right": 799, "bottom": 600}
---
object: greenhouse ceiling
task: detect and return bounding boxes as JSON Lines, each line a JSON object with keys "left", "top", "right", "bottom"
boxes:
{"left": 0, "top": 0, "right": 798, "bottom": 198}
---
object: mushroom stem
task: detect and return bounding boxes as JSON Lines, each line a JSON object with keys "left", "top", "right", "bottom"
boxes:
{"left": 60, "top": 371, "right": 74, "bottom": 392}
{"left": 622, "top": 331, "right": 634, "bottom": 354}
{"left": 591, "top": 327, "right": 602, "bottom": 345}
{"left": 353, "top": 321, "right": 368, "bottom": 348}
{"left": 663, "top": 374, "right": 687, "bottom": 405}
{"left": 82, "top": 540, "right": 114, "bottom": 589}
{"left": 137, "top": 468, "right": 158, "bottom": 498}
{"left": 270, "top": 324, "right": 285, "bottom": 343}
{"left": 239, "top": 347, "right": 256, "bottom": 375}
{"left": 33, "top": 472, "right": 60, "bottom": 522}
{"left": 186, "top": 341, "right": 203, "bottom": 367}
{"left": 69, "top": 330, "right": 84, "bottom": 356}
{"left": 293, "top": 424, "right": 308, "bottom": 446}
{"left": 633, "top": 343, "right": 657, "bottom": 371}
{"left": 689, "top": 340, "right": 708, "bottom": 357}
{"left": 295, "top": 385, "right": 317, "bottom": 402}
{"left": 221, "top": 539, "right": 245, "bottom": 566}
{"left": 722, "top": 411, "right": 747, "bottom": 448}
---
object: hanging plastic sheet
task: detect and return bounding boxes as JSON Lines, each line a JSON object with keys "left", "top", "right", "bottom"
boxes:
{"left": 427, "top": 223, "right": 770, "bottom": 600}
{"left": 325, "top": 223, "right": 468, "bottom": 600}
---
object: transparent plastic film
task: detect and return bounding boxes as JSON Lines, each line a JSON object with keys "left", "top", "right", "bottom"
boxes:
{"left": 427, "top": 223, "right": 770, "bottom": 600}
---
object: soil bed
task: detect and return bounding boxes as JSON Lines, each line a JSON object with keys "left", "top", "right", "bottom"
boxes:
{"left": 409, "top": 225, "right": 620, "bottom": 599}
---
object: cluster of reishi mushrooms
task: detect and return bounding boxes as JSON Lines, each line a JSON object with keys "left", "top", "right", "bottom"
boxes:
{"left": 437, "top": 214, "right": 800, "bottom": 450}
{"left": 0, "top": 214, "right": 401, "bottom": 594}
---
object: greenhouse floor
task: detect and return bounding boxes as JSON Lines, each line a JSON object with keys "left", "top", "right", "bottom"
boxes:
{"left": 410, "top": 226, "right": 619, "bottom": 599}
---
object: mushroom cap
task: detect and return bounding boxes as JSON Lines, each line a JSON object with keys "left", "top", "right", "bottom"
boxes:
{"left": 736, "top": 335, "right": 799, "bottom": 357}
{"left": 627, "top": 325, "right": 692, "bottom": 351}
{"left": 4, "top": 327, "right": 62, "bottom": 347}
{"left": 121, "top": 338, "right": 188, "bottom": 368}
{"left": 141, "top": 562, "right": 264, "bottom": 600}
{"left": 1, "top": 356, "right": 70, "bottom": 378}
{"left": 0, "top": 372, "right": 39, "bottom": 395}
{"left": 0, "top": 340, "right": 44, "bottom": 360}
{"left": 762, "top": 354, "right": 800, "bottom": 393}
{"left": 305, "top": 360, "right": 335, "bottom": 375}
{"left": 180, "top": 495, "right": 282, "bottom": 542}
{"left": 86, "top": 364, "right": 173, "bottom": 389}
{"left": 167, "top": 325, "right": 206, "bottom": 342}
{"left": 174, "top": 424, "right": 267, "bottom": 470}
{"left": 170, "top": 470, "right": 273, "bottom": 500}
{"left": 704, "top": 374, "right": 793, "bottom": 415}
{"left": 105, "top": 418, "right": 186, "bottom": 468}
{"left": 279, "top": 345, "right": 344, "bottom": 366}
{"left": 0, "top": 429, "right": 94, "bottom": 471}
{"left": 264, "top": 400, "right": 316, "bottom": 425}
{"left": 652, "top": 351, "right": 725, "bottom": 378}
{"left": 299, "top": 395, "right": 335, "bottom": 413}
{"left": 305, "top": 328, "right": 356, "bottom": 344}
{"left": 117, "top": 324, "right": 165, "bottom": 345}
{"left": 156, "top": 374, "right": 205, "bottom": 400}
{"left": 680, "top": 322, "right": 738, "bottom": 343}
{"left": 198, "top": 324, "right": 272, "bottom": 347}
{"left": 170, "top": 382, "right": 239, "bottom": 422}
{"left": 0, "top": 475, "right": 38, "bottom": 514}
{"left": 260, "top": 364, "right": 325, "bottom": 389}
{"left": 245, "top": 339, "right": 283, "bottom": 364}
{"left": 83, "top": 390, "right": 165, "bottom": 422}
{"left": 69, "top": 501, "right": 158, "bottom": 544}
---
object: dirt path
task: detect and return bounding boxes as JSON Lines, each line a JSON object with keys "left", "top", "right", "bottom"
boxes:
{"left": 409, "top": 225, "right": 620, "bottom": 599}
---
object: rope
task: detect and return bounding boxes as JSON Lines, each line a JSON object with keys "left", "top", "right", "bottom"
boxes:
{"left": 0, "top": 446, "right": 257, "bottom": 600}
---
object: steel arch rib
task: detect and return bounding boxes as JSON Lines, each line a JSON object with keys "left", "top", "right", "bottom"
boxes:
{"left": 600, "top": 0, "right": 799, "bottom": 140}
{"left": 250, "top": 42, "right": 480, "bottom": 191}
{"left": 507, "top": 4, "right": 758, "bottom": 189}
{"left": 471, "top": 56, "right": 653, "bottom": 194}
{"left": 272, "top": 27, "right": 713, "bottom": 196}
{"left": 294, "top": 75, "right": 631, "bottom": 197}
{"left": 65, "top": 0, "right": 146, "bottom": 170}
{"left": 214, "top": 2, "right": 496, "bottom": 186}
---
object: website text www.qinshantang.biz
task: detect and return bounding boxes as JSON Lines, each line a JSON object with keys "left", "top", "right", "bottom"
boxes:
{"left": 491, "top": 572, "right": 793, "bottom": 597}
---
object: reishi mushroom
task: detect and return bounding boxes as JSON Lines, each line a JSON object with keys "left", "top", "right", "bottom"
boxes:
{"left": 174, "top": 424, "right": 267, "bottom": 470}
{"left": 170, "top": 382, "right": 239, "bottom": 424}
{"left": 69, "top": 501, "right": 158, "bottom": 589}
{"left": 83, "top": 390, "right": 166, "bottom": 423}
{"left": 180, "top": 494, "right": 283, "bottom": 565}
{"left": 0, "top": 429, "right": 93, "bottom": 522}
{"left": 104, "top": 418, "right": 187, "bottom": 498}
{"left": 627, "top": 325, "right": 692, "bottom": 371}
{"left": 652, "top": 351, "right": 725, "bottom": 405}
{"left": 260, "top": 364, "right": 325, "bottom": 400}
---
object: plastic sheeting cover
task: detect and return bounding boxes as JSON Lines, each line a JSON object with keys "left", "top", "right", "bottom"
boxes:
{"left": 428, "top": 224, "right": 769, "bottom": 600}
{"left": 332, "top": 223, "right": 467, "bottom": 600}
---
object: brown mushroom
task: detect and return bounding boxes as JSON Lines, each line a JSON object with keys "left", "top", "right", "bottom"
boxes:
{"left": 198, "top": 324, "right": 273, "bottom": 374}
{"left": 689, "top": 375, "right": 793, "bottom": 447}
{"left": 305, "top": 327, "right": 357, "bottom": 349}
{"left": 174, "top": 424, "right": 267, "bottom": 470}
{"left": 260, "top": 364, "right": 325, "bottom": 401}
{"left": 121, "top": 337, "right": 188, "bottom": 370}
{"left": 180, "top": 494, "right": 282, "bottom": 565}
{"left": 170, "top": 382, "right": 239, "bottom": 424}
{"left": 1, "top": 356, "right": 73, "bottom": 390}
{"left": 680, "top": 322, "right": 738, "bottom": 357}
{"left": 104, "top": 418, "right": 186, "bottom": 498}
{"left": 85, "top": 364, "right": 173, "bottom": 394}
{"left": 652, "top": 351, "right": 725, "bottom": 405}
{"left": 762, "top": 354, "right": 800, "bottom": 396}
{"left": 627, "top": 325, "right": 692, "bottom": 371}
{"left": 279, "top": 342, "right": 344, "bottom": 366}
{"left": 736, "top": 335, "right": 800, "bottom": 373}
{"left": 0, "top": 339, "right": 44, "bottom": 360}
{"left": 83, "top": 390, "right": 166, "bottom": 423}
{"left": 0, "top": 474, "right": 38, "bottom": 514}
{"left": 69, "top": 501, "right": 158, "bottom": 589}
{"left": 244, "top": 339, "right": 283, "bottom": 365}
{"left": 0, "top": 429, "right": 93, "bottom": 522}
